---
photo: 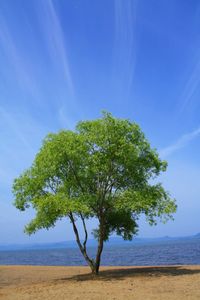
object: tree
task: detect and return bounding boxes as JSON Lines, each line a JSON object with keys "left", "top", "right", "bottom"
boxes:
{"left": 13, "top": 112, "right": 176, "bottom": 274}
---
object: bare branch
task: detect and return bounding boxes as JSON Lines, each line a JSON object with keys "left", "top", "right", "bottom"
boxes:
{"left": 69, "top": 212, "right": 94, "bottom": 270}
{"left": 80, "top": 213, "right": 88, "bottom": 251}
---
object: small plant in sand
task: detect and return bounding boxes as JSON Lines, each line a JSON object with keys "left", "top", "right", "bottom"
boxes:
{"left": 13, "top": 112, "right": 176, "bottom": 274}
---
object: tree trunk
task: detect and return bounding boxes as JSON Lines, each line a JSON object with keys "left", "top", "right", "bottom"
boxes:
{"left": 69, "top": 212, "right": 104, "bottom": 275}
{"left": 69, "top": 213, "right": 95, "bottom": 273}
{"left": 94, "top": 220, "right": 104, "bottom": 274}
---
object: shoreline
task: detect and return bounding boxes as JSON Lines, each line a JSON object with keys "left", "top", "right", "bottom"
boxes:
{"left": 1, "top": 265, "right": 200, "bottom": 299}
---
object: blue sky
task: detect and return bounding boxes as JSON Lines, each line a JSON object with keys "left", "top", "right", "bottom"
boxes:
{"left": 1, "top": 0, "right": 200, "bottom": 244}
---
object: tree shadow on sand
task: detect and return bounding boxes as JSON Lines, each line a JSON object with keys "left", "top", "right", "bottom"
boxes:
{"left": 57, "top": 266, "right": 200, "bottom": 282}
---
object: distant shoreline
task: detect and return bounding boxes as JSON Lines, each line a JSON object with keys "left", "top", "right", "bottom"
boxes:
{"left": 1, "top": 233, "right": 200, "bottom": 251}
{"left": 1, "top": 265, "right": 200, "bottom": 299}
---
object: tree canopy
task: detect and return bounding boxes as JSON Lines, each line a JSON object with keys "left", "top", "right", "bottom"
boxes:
{"left": 13, "top": 112, "right": 176, "bottom": 274}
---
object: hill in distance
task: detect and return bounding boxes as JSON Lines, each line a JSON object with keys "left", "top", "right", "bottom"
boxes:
{"left": 0, "top": 233, "right": 200, "bottom": 251}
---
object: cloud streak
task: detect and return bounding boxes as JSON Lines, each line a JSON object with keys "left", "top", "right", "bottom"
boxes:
{"left": 0, "top": 16, "right": 42, "bottom": 103}
{"left": 36, "top": 0, "right": 80, "bottom": 128}
{"left": 58, "top": 106, "right": 76, "bottom": 130}
{"left": 180, "top": 51, "right": 200, "bottom": 112}
{"left": 0, "top": 107, "right": 33, "bottom": 153}
{"left": 38, "top": 0, "right": 74, "bottom": 97}
{"left": 160, "top": 127, "right": 200, "bottom": 158}
{"left": 113, "top": 0, "right": 138, "bottom": 95}
{"left": 0, "top": 105, "right": 50, "bottom": 191}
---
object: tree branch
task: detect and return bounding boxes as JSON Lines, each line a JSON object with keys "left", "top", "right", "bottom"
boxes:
{"left": 80, "top": 213, "right": 88, "bottom": 251}
{"left": 68, "top": 161, "right": 84, "bottom": 192}
{"left": 69, "top": 212, "right": 94, "bottom": 270}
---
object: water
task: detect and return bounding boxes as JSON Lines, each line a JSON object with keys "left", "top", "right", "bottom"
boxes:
{"left": 1, "top": 239, "right": 200, "bottom": 266}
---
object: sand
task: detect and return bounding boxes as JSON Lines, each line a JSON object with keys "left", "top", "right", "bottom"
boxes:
{"left": 0, "top": 265, "right": 200, "bottom": 299}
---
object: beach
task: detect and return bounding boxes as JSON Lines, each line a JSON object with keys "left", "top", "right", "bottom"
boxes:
{"left": 0, "top": 265, "right": 200, "bottom": 299}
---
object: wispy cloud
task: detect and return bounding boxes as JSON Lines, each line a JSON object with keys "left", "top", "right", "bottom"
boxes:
{"left": 0, "top": 107, "right": 35, "bottom": 190}
{"left": 58, "top": 106, "right": 76, "bottom": 130}
{"left": 0, "top": 17, "right": 42, "bottom": 103}
{"left": 160, "top": 127, "right": 200, "bottom": 158}
{"left": 180, "top": 53, "right": 200, "bottom": 112}
{"left": 0, "top": 107, "right": 33, "bottom": 153}
{"left": 38, "top": 0, "right": 74, "bottom": 97}
{"left": 36, "top": 0, "right": 79, "bottom": 128}
{"left": 0, "top": 105, "right": 50, "bottom": 191}
{"left": 113, "top": 0, "right": 138, "bottom": 95}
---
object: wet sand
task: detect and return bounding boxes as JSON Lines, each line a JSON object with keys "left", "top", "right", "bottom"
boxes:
{"left": 0, "top": 265, "right": 200, "bottom": 299}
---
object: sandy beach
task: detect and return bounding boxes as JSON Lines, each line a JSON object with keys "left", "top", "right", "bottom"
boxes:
{"left": 0, "top": 265, "right": 200, "bottom": 299}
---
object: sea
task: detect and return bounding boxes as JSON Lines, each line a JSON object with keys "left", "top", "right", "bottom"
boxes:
{"left": 0, "top": 238, "right": 200, "bottom": 266}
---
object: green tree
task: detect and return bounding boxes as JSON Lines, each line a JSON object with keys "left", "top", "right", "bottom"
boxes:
{"left": 13, "top": 112, "right": 176, "bottom": 274}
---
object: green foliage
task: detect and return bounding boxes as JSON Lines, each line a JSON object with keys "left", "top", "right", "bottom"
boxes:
{"left": 13, "top": 111, "right": 176, "bottom": 240}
